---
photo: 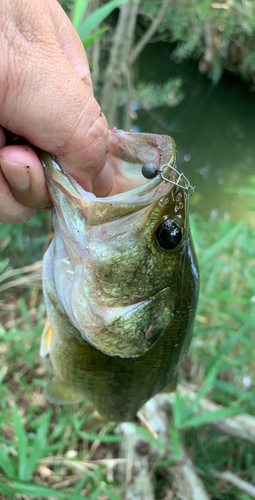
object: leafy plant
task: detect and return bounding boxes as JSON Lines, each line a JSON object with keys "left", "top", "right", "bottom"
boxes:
{"left": 141, "top": 0, "right": 255, "bottom": 83}
{"left": 0, "top": 198, "right": 255, "bottom": 499}
{"left": 71, "top": 0, "right": 129, "bottom": 48}
{"left": 0, "top": 407, "right": 51, "bottom": 481}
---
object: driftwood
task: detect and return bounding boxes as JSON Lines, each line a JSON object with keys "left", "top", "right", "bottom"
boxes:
{"left": 158, "top": 384, "right": 255, "bottom": 445}
{"left": 210, "top": 469, "right": 255, "bottom": 498}
{"left": 117, "top": 396, "right": 211, "bottom": 500}
{"left": 116, "top": 384, "right": 255, "bottom": 499}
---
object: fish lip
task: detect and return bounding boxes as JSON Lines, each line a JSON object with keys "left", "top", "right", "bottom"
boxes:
{"left": 38, "top": 126, "right": 178, "bottom": 207}
{"left": 39, "top": 150, "right": 182, "bottom": 225}
{"left": 40, "top": 152, "right": 176, "bottom": 202}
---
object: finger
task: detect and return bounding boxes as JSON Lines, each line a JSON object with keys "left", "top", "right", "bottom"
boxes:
{"left": 0, "top": 167, "right": 35, "bottom": 224}
{"left": 0, "top": 0, "right": 111, "bottom": 196}
{"left": 92, "top": 162, "right": 113, "bottom": 197}
{"left": 46, "top": 2, "right": 112, "bottom": 197}
{"left": 48, "top": 0, "right": 93, "bottom": 91}
{"left": 0, "top": 145, "right": 51, "bottom": 209}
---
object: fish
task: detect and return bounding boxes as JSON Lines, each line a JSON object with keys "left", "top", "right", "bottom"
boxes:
{"left": 39, "top": 128, "right": 199, "bottom": 422}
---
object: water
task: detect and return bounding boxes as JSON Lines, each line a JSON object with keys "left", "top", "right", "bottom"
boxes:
{"left": 134, "top": 42, "right": 255, "bottom": 224}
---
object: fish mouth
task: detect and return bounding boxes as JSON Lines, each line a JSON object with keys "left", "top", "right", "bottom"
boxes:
{"left": 40, "top": 130, "right": 179, "bottom": 224}
{"left": 40, "top": 129, "right": 193, "bottom": 225}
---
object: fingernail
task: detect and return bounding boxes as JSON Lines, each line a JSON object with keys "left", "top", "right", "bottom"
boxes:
{"left": 0, "top": 160, "right": 31, "bottom": 191}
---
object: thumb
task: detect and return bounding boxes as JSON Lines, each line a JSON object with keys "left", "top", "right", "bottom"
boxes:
{"left": 0, "top": 0, "right": 111, "bottom": 197}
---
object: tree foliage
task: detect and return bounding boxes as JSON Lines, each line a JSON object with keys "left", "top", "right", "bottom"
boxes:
{"left": 140, "top": 0, "right": 255, "bottom": 84}
{"left": 60, "top": 0, "right": 255, "bottom": 85}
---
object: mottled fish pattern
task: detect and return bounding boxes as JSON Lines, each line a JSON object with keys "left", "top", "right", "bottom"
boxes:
{"left": 39, "top": 129, "right": 199, "bottom": 422}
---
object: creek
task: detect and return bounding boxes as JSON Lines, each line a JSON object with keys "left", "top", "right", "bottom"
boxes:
{"left": 133, "top": 42, "right": 255, "bottom": 224}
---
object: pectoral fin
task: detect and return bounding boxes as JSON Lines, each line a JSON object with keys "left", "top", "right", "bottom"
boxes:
{"left": 81, "top": 411, "right": 105, "bottom": 430}
{"left": 45, "top": 376, "right": 86, "bottom": 405}
{"left": 40, "top": 320, "right": 53, "bottom": 357}
{"left": 161, "top": 375, "right": 178, "bottom": 393}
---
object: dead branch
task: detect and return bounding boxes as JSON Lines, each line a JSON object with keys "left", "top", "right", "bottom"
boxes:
{"left": 101, "top": 0, "right": 140, "bottom": 127}
{"left": 141, "top": 397, "right": 211, "bottom": 500}
{"left": 117, "top": 396, "right": 210, "bottom": 500}
{"left": 0, "top": 260, "right": 42, "bottom": 293}
{"left": 161, "top": 450, "right": 211, "bottom": 500}
{"left": 156, "top": 383, "right": 255, "bottom": 445}
{"left": 116, "top": 379, "right": 255, "bottom": 499}
{"left": 130, "top": 0, "right": 171, "bottom": 64}
{"left": 0, "top": 271, "right": 42, "bottom": 292}
{"left": 116, "top": 422, "right": 157, "bottom": 500}
{"left": 0, "top": 260, "right": 42, "bottom": 284}
{"left": 199, "top": 19, "right": 220, "bottom": 74}
{"left": 210, "top": 469, "right": 255, "bottom": 498}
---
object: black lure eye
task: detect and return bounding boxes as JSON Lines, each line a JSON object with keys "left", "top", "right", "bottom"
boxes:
{"left": 155, "top": 220, "right": 182, "bottom": 250}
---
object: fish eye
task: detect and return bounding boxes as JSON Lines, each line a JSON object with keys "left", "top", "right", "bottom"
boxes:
{"left": 155, "top": 220, "right": 182, "bottom": 250}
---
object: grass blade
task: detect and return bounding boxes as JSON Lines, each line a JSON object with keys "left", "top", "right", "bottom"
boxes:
{"left": 227, "top": 308, "right": 255, "bottom": 327}
{"left": 169, "top": 421, "right": 180, "bottom": 459}
{"left": 206, "top": 327, "right": 247, "bottom": 374}
{"left": 12, "top": 406, "right": 28, "bottom": 481}
{"left": 225, "top": 187, "right": 255, "bottom": 195}
{"left": 132, "top": 424, "right": 164, "bottom": 449}
{"left": 25, "top": 411, "right": 52, "bottom": 479}
{"left": 179, "top": 406, "right": 244, "bottom": 428}
{"left": 18, "top": 298, "right": 34, "bottom": 332}
{"left": 71, "top": 0, "right": 88, "bottom": 29}
{"left": 172, "top": 388, "right": 189, "bottom": 427}
{"left": 208, "top": 292, "right": 249, "bottom": 304}
{"left": 83, "top": 26, "right": 109, "bottom": 48}
{"left": 0, "top": 479, "right": 63, "bottom": 497}
{"left": 199, "top": 222, "right": 242, "bottom": 265}
{"left": 65, "top": 492, "right": 90, "bottom": 500}
{"left": 0, "top": 448, "right": 16, "bottom": 478}
{"left": 78, "top": 0, "right": 128, "bottom": 40}
{"left": 101, "top": 487, "right": 121, "bottom": 500}
{"left": 181, "top": 365, "right": 219, "bottom": 421}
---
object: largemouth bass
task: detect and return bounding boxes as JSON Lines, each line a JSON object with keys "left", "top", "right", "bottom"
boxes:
{"left": 39, "top": 129, "right": 199, "bottom": 422}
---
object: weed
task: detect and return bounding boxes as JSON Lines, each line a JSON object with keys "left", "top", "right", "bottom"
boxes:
{"left": 0, "top": 211, "right": 254, "bottom": 499}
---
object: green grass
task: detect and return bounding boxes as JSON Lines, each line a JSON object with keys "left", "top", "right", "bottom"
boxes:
{"left": 0, "top": 212, "right": 254, "bottom": 499}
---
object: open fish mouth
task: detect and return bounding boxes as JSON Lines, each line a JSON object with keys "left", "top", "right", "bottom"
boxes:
{"left": 40, "top": 129, "right": 195, "bottom": 357}
{"left": 40, "top": 129, "right": 193, "bottom": 225}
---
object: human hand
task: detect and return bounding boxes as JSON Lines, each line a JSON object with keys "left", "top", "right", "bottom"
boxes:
{"left": 0, "top": 0, "right": 111, "bottom": 224}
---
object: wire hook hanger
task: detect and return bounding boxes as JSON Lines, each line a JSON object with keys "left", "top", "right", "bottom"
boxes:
{"left": 159, "top": 164, "right": 195, "bottom": 196}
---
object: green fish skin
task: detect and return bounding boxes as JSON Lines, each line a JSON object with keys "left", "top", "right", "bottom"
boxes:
{"left": 39, "top": 129, "right": 199, "bottom": 422}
